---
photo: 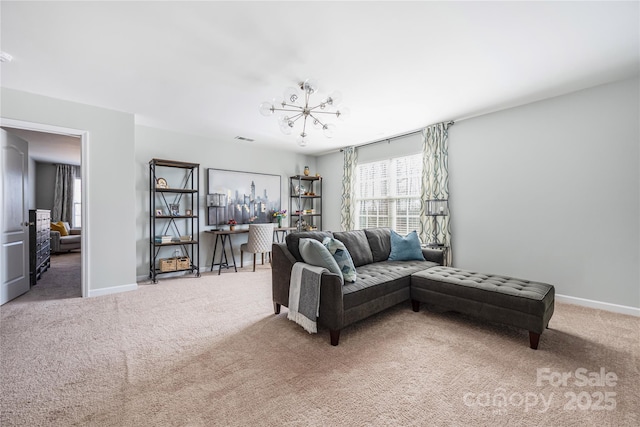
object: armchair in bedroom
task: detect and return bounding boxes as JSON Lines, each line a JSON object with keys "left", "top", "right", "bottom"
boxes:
{"left": 50, "top": 221, "right": 81, "bottom": 253}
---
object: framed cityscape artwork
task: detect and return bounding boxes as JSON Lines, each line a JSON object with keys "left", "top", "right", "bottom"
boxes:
{"left": 207, "top": 168, "right": 281, "bottom": 226}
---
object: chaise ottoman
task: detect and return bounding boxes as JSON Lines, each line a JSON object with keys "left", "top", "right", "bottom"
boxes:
{"left": 410, "top": 266, "right": 555, "bottom": 349}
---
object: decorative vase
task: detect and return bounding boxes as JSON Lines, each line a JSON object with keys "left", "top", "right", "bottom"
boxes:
{"left": 230, "top": 225, "right": 235, "bottom": 231}
{"left": 277, "top": 218, "right": 282, "bottom": 228}
{"left": 303, "top": 166, "right": 310, "bottom": 176}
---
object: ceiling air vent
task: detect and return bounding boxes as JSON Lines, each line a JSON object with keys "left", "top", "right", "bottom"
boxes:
{"left": 234, "top": 136, "right": 254, "bottom": 142}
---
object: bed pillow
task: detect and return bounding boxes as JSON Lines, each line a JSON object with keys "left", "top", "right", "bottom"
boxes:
{"left": 323, "top": 237, "right": 357, "bottom": 283}
{"left": 388, "top": 230, "right": 425, "bottom": 261}
{"left": 298, "top": 238, "right": 344, "bottom": 284}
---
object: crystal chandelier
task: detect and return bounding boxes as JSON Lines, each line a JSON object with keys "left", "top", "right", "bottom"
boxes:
{"left": 259, "top": 79, "right": 349, "bottom": 147}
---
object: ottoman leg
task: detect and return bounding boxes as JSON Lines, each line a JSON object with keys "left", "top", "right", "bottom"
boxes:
{"left": 529, "top": 331, "right": 541, "bottom": 350}
{"left": 411, "top": 300, "right": 420, "bottom": 312}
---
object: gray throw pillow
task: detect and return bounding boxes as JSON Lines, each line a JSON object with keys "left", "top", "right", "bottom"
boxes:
{"left": 298, "top": 238, "right": 344, "bottom": 284}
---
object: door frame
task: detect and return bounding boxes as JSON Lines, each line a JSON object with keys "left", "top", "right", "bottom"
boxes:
{"left": 1, "top": 118, "right": 89, "bottom": 298}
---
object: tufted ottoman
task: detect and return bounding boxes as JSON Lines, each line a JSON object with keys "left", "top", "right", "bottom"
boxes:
{"left": 411, "top": 266, "right": 555, "bottom": 349}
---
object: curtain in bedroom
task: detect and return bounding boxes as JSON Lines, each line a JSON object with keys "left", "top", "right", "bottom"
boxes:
{"left": 340, "top": 146, "right": 358, "bottom": 231}
{"left": 419, "top": 122, "right": 453, "bottom": 265}
{"left": 52, "top": 164, "right": 79, "bottom": 224}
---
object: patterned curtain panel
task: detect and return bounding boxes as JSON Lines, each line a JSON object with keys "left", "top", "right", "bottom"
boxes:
{"left": 52, "top": 164, "right": 78, "bottom": 223}
{"left": 419, "top": 122, "right": 453, "bottom": 265}
{"left": 340, "top": 146, "right": 358, "bottom": 231}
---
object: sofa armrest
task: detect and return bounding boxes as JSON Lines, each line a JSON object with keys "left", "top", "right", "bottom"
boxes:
{"left": 272, "top": 242, "right": 345, "bottom": 329}
{"left": 69, "top": 228, "right": 81, "bottom": 235}
{"left": 422, "top": 247, "right": 445, "bottom": 265}
{"left": 50, "top": 230, "right": 61, "bottom": 252}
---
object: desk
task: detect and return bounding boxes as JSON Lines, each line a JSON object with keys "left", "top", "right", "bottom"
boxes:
{"left": 206, "top": 227, "right": 296, "bottom": 275}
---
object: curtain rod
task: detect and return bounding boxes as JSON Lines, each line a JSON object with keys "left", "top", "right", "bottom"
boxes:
{"left": 340, "top": 120, "right": 454, "bottom": 152}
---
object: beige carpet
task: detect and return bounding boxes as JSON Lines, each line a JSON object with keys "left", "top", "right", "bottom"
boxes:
{"left": 1, "top": 260, "right": 638, "bottom": 426}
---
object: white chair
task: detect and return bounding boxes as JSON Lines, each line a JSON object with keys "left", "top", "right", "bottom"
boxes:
{"left": 240, "top": 223, "right": 275, "bottom": 271}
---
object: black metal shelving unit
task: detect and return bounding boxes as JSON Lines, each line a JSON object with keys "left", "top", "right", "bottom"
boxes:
{"left": 289, "top": 175, "right": 323, "bottom": 231}
{"left": 149, "top": 158, "right": 200, "bottom": 283}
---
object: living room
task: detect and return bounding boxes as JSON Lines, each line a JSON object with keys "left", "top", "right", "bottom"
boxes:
{"left": 1, "top": 1, "right": 638, "bottom": 425}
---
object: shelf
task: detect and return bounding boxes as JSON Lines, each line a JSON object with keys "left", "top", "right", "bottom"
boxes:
{"left": 149, "top": 158, "right": 200, "bottom": 283}
{"left": 291, "top": 174, "right": 322, "bottom": 181}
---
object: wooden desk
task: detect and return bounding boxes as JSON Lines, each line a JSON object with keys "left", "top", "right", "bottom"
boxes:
{"left": 206, "top": 227, "right": 296, "bottom": 275}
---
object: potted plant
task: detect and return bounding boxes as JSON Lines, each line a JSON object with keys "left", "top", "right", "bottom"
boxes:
{"left": 228, "top": 219, "right": 237, "bottom": 231}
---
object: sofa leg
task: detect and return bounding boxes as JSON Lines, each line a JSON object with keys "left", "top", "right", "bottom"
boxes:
{"left": 330, "top": 329, "right": 341, "bottom": 346}
{"left": 274, "top": 302, "right": 281, "bottom": 315}
{"left": 411, "top": 300, "right": 420, "bottom": 312}
{"left": 529, "top": 331, "right": 541, "bottom": 350}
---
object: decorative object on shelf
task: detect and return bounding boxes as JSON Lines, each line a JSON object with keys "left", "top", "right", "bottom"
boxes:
{"left": 185, "top": 209, "right": 192, "bottom": 216}
{"left": 259, "top": 79, "right": 349, "bottom": 147}
{"left": 303, "top": 166, "right": 310, "bottom": 176}
{"left": 155, "top": 209, "right": 163, "bottom": 216}
{"left": 169, "top": 204, "right": 180, "bottom": 216}
{"left": 156, "top": 177, "right": 168, "bottom": 188}
{"left": 228, "top": 219, "right": 237, "bottom": 231}
{"left": 273, "top": 209, "right": 287, "bottom": 228}
{"left": 425, "top": 199, "right": 449, "bottom": 245}
{"left": 315, "top": 173, "right": 321, "bottom": 177}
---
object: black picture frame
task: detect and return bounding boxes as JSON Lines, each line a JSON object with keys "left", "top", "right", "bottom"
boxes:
{"left": 207, "top": 168, "right": 282, "bottom": 226}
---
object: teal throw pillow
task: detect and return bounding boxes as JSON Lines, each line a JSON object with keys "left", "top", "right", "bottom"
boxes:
{"left": 388, "top": 230, "right": 425, "bottom": 261}
{"left": 298, "top": 238, "right": 344, "bottom": 284}
{"left": 323, "top": 237, "right": 357, "bottom": 283}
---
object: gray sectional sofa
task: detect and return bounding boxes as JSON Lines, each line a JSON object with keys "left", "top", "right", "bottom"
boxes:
{"left": 272, "top": 227, "right": 555, "bottom": 349}
{"left": 271, "top": 228, "right": 444, "bottom": 345}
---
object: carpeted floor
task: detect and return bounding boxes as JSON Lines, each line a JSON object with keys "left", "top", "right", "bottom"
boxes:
{"left": 1, "top": 257, "right": 638, "bottom": 426}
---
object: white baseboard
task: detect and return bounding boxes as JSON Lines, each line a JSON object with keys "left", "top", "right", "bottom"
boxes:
{"left": 87, "top": 283, "right": 138, "bottom": 298}
{"left": 556, "top": 294, "right": 640, "bottom": 317}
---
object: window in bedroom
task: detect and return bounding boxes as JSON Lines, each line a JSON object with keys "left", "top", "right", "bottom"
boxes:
{"left": 354, "top": 153, "right": 422, "bottom": 235}
{"left": 73, "top": 177, "right": 81, "bottom": 228}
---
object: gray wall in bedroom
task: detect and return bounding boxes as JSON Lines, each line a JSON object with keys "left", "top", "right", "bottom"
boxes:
{"left": 449, "top": 76, "right": 638, "bottom": 309}
{"left": 318, "top": 76, "right": 639, "bottom": 309}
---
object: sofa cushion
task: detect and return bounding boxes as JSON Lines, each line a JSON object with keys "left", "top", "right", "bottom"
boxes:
{"left": 286, "top": 231, "right": 334, "bottom": 262}
{"left": 388, "top": 230, "right": 425, "bottom": 261}
{"left": 364, "top": 228, "right": 392, "bottom": 262}
{"left": 333, "top": 230, "right": 374, "bottom": 267}
{"left": 299, "top": 238, "right": 343, "bottom": 284}
{"left": 323, "top": 237, "right": 357, "bottom": 283}
{"left": 342, "top": 260, "right": 438, "bottom": 310}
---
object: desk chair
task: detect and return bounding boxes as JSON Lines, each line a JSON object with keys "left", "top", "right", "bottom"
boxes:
{"left": 240, "top": 223, "right": 275, "bottom": 271}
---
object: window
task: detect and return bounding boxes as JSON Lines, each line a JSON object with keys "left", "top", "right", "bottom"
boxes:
{"left": 73, "top": 178, "right": 81, "bottom": 228}
{"left": 355, "top": 153, "right": 422, "bottom": 235}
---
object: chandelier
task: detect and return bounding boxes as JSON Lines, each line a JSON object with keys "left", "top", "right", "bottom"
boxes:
{"left": 259, "top": 79, "right": 349, "bottom": 147}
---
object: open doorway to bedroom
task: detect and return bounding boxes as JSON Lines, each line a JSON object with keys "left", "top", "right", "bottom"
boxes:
{"left": 1, "top": 119, "right": 88, "bottom": 300}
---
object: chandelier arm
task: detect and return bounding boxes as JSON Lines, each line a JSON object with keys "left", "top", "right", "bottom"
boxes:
{"left": 289, "top": 113, "right": 304, "bottom": 123}
{"left": 271, "top": 107, "right": 305, "bottom": 113}
{"left": 307, "top": 101, "right": 330, "bottom": 111}
{"left": 308, "top": 110, "right": 340, "bottom": 115}
{"left": 308, "top": 113, "right": 327, "bottom": 127}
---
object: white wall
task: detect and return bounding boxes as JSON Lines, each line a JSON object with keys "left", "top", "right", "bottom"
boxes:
{"left": 317, "top": 77, "right": 639, "bottom": 311}
{"left": 134, "top": 125, "right": 316, "bottom": 278}
{"left": 449, "top": 77, "right": 639, "bottom": 309}
{"left": 1, "top": 88, "right": 137, "bottom": 295}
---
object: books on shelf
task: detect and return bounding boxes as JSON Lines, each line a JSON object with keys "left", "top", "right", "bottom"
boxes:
{"left": 154, "top": 235, "right": 172, "bottom": 244}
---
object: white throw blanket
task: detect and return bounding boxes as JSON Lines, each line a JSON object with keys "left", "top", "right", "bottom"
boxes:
{"left": 288, "top": 262, "right": 328, "bottom": 334}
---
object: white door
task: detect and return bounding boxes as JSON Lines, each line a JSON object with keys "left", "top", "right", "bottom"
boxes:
{"left": 1, "top": 130, "right": 30, "bottom": 304}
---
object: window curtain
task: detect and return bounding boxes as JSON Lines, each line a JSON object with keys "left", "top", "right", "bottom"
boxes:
{"left": 419, "top": 122, "right": 453, "bottom": 265}
{"left": 340, "top": 146, "right": 358, "bottom": 231}
{"left": 52, "top": 164, "right": 79, "bottom": 223}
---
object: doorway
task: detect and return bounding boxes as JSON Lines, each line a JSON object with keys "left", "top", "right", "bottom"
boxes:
{"left": 1, "top": 118, "right": 88, "bottom": 299}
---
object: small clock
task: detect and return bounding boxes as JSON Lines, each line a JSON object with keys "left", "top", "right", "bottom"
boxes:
{"left": 156, "top": 177, "right": 168, "bottom": 188}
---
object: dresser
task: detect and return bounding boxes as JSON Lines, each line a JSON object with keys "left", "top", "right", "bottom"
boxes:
{"left": 29, "top": 209, "right": 51, "bottom": 286}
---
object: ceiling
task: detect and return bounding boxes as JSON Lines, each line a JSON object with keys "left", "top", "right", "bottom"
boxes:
{"left": 1, "top": 1, "right": 638, "bottom": 155}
